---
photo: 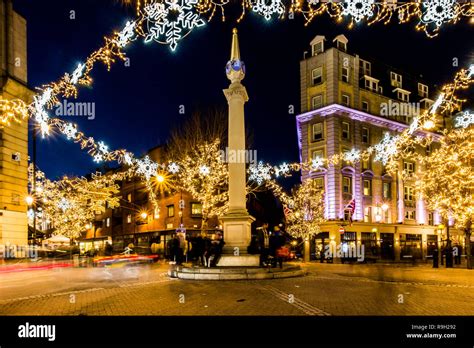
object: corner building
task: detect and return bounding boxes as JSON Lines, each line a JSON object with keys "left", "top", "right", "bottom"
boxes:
{"left": 296, "top": 34, "right": 462, "bottom": 262}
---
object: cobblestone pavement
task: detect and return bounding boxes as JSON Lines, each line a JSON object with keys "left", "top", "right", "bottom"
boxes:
{"left": 1, "top": 262, "right": 474, "bottom": 316}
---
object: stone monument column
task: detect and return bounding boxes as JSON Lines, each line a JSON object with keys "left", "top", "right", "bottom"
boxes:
{"left": 218, "top": 29, "right": 258, "bottom": 267}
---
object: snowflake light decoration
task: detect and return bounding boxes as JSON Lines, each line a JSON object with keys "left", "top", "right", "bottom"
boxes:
{"left": 143, "top": 0, "right": 206, "bottom": 52}
{"left": 374, "top": 132, "right": 399, "bottom": 165}
{"left": 136, "top": 155, "right": 158, "bottom": 180}
{"left": 116, "top": 21, "right": 136, "bottom": 48}
{"left": 70, "top": 63, "right": 85, "bottom": 85}
{"left": 123, "top": 152, "right": 134, "bottom": 166}
{"left": 421, "top": 0, "right": 457, "bottom": 30}
{"left": 199, "top": 165, "right": 210, "bottom": 176}
{"left": 468, "top": 64, "right": 474, "bottom": 79}
{"left": 93, "top": 154, "right": 103, "bottom": 163}
{"left": 62, "top": 123, "right": 77, "bottom": 140}
{"left": 343, "top": 149, "right": 361, "bottom": 163}
{"left": 32, "top": 88, "right": 53, "bottom": 137}
{"left": 407, "top": 117, "right": 419, "bottom": 135}
{"left": 311, "top": 157, "right": 324, "bottom": 171}
{"left": 252, "top": 0, "right": 285, "bottom": 21}
{"left": 57, "top": 198, "right": 72, "bottom": 212}
{"left": 249, "top": 161, "right": 271, "bottom": 185}
{"left": 340, "top": 0, "right": 375, "bottom": 23}
{"left": 274, "top": 162, "right": 290, "bottom": 177}
{"left": 430, "top": 93, "right": 444, "bottom": 114}
{"left": 168, "top": 162, "right": 180, "bottom": 174}
{"left": 454, "top": 111, "right": 474, "bottom": 128}
{"left": 97, "top": 141, "right": 109, "bottom": 154}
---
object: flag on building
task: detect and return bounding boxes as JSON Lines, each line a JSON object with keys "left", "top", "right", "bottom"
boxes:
{"left": 345, "top": 199, "right": 356, "bottom": 224}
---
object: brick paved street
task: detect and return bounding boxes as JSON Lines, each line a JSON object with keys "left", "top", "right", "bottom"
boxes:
{"left": 1, "top": 262, "right": 474, "bottom": 316}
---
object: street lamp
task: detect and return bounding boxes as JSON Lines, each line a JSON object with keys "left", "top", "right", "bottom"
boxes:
{"left": 25, "top": 195, "right": 34, "bottom": 206}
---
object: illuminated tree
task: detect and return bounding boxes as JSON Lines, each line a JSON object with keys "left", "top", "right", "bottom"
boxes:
{"left": 174, "top": 138, "right": 228, "bottom": 232}
{"left": 268, "top": 178, "right": 325, "bottom": 239}
{"left": 417, "top": 128, "right": 474, "bottom": 269}
{"left": 29, "top": 165, "right": 123, "bottom": 239}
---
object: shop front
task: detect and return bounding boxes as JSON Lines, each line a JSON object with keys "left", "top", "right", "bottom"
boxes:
{"left": 399, "top": 233, "right": 422, "bottom": 260}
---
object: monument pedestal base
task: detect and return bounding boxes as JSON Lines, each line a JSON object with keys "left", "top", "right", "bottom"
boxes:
{"left": 217, "top": 254, "right": 259, "bottom": 267}
{"left": 219, "top": 212, "right": 255, "bottom": 264}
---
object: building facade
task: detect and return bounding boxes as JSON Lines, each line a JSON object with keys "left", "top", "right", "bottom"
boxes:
{"left": 0, "top": 0, "right": 34, "bottom": 246}
{"left": 297, "top": 34, "right": 460, "bottom": 262}
{"left": 80, "top": 146, "right": 220, "bottom": 256}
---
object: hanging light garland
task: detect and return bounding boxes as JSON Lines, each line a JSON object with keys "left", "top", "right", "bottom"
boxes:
{"left": 0, "top": 0, "right": 470, "bottom": 199}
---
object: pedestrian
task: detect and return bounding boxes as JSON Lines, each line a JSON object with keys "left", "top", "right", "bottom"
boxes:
{"left": 257, "top": 222, "right": 270, "bottom": 267}
{"left": 210, "top": 232, "right": 225, "bottom": 267}
{"left": 270, "top": 226, "right": 286, "bottom": 268}
{"left": 203, "top": 234, "right": 213, "bottom": 267}
{"left": 432, "top": 247, "right": 439, "bottom": 268}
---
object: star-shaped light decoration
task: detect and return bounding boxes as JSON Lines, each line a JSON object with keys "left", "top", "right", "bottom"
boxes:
{"left": 62, "top": 123, "right": 77, "bottom": 140}
{"left": 311, "top": 157, "right": 324, "bottom": 171}
{"left": 168, "top": 162, "right": 180, "bottom": 174}
{"left": 136, "top": 155, "right": 158, "bottom": 180}
{"left": 199, "top": 165, "right": 210, "bottom": 176}
{"left": 116, "top": 20, "right": 136, "bottom": 48}
{"left": 343, "top": 149, "right": 361, "bottom": 163}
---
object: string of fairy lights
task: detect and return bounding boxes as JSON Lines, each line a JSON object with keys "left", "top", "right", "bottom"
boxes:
{"left": 0, "top": 0, "right": 471, "bottom": 231}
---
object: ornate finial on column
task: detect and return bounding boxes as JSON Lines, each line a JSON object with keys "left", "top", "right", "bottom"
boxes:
{"left": 226, "top": 28, "right": 246, "bottom": 83}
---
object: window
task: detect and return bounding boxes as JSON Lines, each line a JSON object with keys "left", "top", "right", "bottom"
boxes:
{"left": 314, "top": 177, "right": 324, "bottom": 191}
{"left": 336, "top": 40, "right": 346, "bottom": 51}
{"left": 127, "top": 214, "right": 132, "bottom": 224}
{"left": 362, "top": 127, "right": 369, "bottom": 143}
{"left": 361, "top": 101, "right": 369, "bottom": 113}
{"left": 312, "top": 95, "right": 323, "bottom": 110}
{"left": 312, "top": 149, "right": 324, "bottom": 160}
{"left": 312, "top": 122, "right": 323, "bottom": 141}
{"left": 383, "top": 182, "right": 391, "bottom": 199}
{"left": 404, "top": 186, "right": 414, "bottom": 201}
{"left": 105, "top": 217, "right": 110, "bottom": 228}
{"left": 342, "top": 94, "right": 350, "bottom": 107}
{"left": 425, "top": 144, "right": 432, "bottom": 156}
{"left": 342, "top": 67, "right": 350, "bottom": 83}
{"left": 418, "top": 83, "right": 428, "bottom": 98}
{"left": 363, "top": 179, "right": 372, "bottom": 196}
{"left": 403, "top": 162, "right": 415, "bottom": 175}
{"left": 167, "top": 205, "right": 175, "bottom": 217}
{"left": 126, "top": 193, "right": 132, "bottom": 202}
{"left": 384, "top": 209, "right": 390, "bottom": 223}
{"left": 421, "top": 99, "right": 433, "bottom": 110}
{"left": 364, "top": 207, "right": 371, "bottom": 223}
{"left": 397, "top": 90, "right": 409, "bottom": 102}
{"left": 311, "top": 67, "right": 323, "bottom": 85}
{"left": 364, "top": 78, "right": 378, "bottom": 92}
{"left": 405, "top": 210, "right": 416, "bottom": 220}
{"left": 191, "top": 203, "right": 203, "bottom": 216}
{"left": 154, "top": 207, "right": 160, "bottom": 219}
{"left": 312, "top": 42, "right": 323, "bottom": 56}
{"left": 359, "top": 59, "right": 371, "bottom": 76}
{"left": 342, "top": 176, "right": 352, "bottom": 194}
{"left": 362, "top": 158, "right": 370, "bottom": 170}
{"left": 428, "top": 212, "right": 434, "bottom": 226}
{"left": 342, "top": 121, "right": 350, "bottom": 140}
{"left": 390, "top": 72, "right": 402, "bottom": 88}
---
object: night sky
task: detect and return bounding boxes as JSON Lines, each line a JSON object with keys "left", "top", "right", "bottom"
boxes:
{"left": 13, "top": 0, "right": 473, "bottom": 181}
